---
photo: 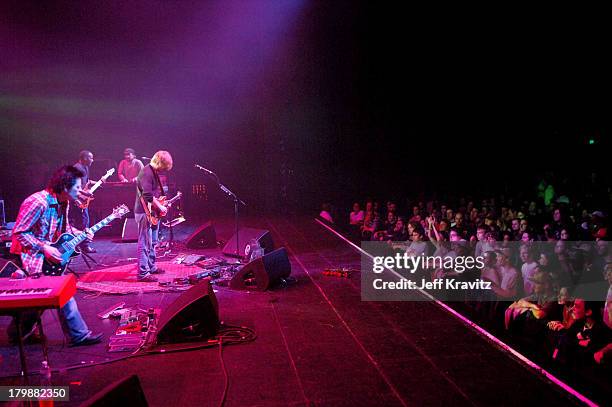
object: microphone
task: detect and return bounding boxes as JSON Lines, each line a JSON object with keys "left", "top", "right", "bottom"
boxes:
{"left": 141, "top": 156, "right": 151, "bottom": 161}
{"left": 194, "top": 164, "right": 214, "bottom": 174}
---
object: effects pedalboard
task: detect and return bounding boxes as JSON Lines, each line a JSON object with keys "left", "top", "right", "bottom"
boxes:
{"left": 153, "top": 254, "right": 243, "bottom": 288}
{"left": 107, "top": 307, "right": 160, "bottom": 352}
{"left": 158, "top": 264, "right": 242, "bottom": 288}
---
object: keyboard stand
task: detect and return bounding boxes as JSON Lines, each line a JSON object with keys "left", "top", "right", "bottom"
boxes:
{"left": 80, "top": 252, "right": 98, "bottom": 270}
{"left": 37, "top": 313, "right": 50, "bottom": 373}
{"left": 4, "top": 309, "right": 50, "bottom": 385}
{"left": 14, "top": 312, "right": 29, "bottom": 381}
{"left": 0, "top": 274, "right": 76, "bottom": 388}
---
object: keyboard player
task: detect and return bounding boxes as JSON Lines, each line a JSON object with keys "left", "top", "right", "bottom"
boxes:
{"left": 7, "top": 165, "right": 102, "bottom": 346}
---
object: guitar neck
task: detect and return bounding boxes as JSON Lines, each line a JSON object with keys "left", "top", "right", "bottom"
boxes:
{"left": 88, "top": 171, "right": 112, "bottom": 194}
{"left": 166, "top": 194, "right": 181, "bottom": 206}
{"left": 66, "top": 214, "right": 115, "bottom": 250}
{"left": 88, "top": 180, "right": 104, "bottom": 194}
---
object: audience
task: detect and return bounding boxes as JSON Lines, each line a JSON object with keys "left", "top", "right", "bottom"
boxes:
{"left": 554, "top": 299, "right": 610, "bottom": 368}
{"left": 373, "top": 211, "right": 397, "bottom": 241}
{"left": 324, "top": 171, "right": 611, "bottom": 390}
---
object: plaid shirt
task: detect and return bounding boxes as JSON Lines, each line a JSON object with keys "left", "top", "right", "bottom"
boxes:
{"left": 10, "top": 189, "right": 71, "bottom": 274}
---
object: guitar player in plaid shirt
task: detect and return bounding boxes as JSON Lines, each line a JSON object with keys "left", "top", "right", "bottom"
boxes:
{"left": 8, "top": 165, "right": 103, "bottom": 346}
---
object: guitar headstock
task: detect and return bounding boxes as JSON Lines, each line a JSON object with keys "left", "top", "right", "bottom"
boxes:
{"left": 167, "top": 191, "right": 182, "bottom": 204}
{"left": 112, "top": 204, "right": 130, "bottom": 219}
{"left": 102, "top": 168, "right": 116, "bottom": 180}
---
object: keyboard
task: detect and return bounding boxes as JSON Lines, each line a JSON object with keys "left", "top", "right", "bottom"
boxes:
{"left": 0, "top": 288, "right": 53, "bottom": 296}
{"left": 0, "top": 275, "right": 76, "bottom": 312}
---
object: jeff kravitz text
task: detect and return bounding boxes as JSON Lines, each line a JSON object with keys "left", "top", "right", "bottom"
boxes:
{"left": 372, "top": 278, "right": 492, "bottom": 291}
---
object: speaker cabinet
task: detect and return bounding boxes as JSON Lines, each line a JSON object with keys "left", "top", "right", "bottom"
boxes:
{"left": 230, "top": 247, "right": 291, "bottom": 291}
{"left": 185, "top": 221, "right": 217, "bottom": 248}
{"left": 155, "top": 278, "right": 219, "bottom": 344}
{"left": 222, "top": 227, "right": 274, "bottom": 258}
{"left": 79, "top": 375, "right": 148, "bottom": 407}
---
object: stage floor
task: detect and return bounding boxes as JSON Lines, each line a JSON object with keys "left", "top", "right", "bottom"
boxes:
{"left": 0, "top": 217, "right": 593, "bottom": 406}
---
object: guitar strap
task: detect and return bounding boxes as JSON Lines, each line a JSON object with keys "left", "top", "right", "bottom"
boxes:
{"left": 49, "top": 195, "right": 68, "bottom": 242}
{"left": 152, "top": 167, "right": 164, "bottom": 195}
{"left": 60, "top": 202, "right": 68, "bottom": 234}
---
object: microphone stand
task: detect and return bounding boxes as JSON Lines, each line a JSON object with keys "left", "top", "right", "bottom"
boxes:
{"left": 195, "top": 165, "right": 246, "bottom": 259}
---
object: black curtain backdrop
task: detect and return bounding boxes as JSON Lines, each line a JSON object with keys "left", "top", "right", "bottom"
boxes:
{"left": 1, "top": 1, "right": 609, "bottom": 220}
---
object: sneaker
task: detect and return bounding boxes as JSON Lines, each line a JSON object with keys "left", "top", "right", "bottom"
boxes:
{"left": 70, "top": 332, "right": 103, "bottom": 347}
{"left": 137, "top": 273, "right": 158, "bottom": 282}
{"left": 150, "top": 268, "right": 166, "bottom": 274}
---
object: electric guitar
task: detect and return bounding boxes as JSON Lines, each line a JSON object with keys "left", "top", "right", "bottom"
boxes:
{"left": 77, "top": 168, "right": 115, "bottom": 209}
{"left": 42, "top": 205, "right": 130, "bottom": 276}
{"left": 140, "top": 191, "right": 182, "bottom": 226}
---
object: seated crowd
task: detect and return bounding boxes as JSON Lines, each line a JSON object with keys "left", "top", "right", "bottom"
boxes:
{"left": 325, "top": 184, "right": 611, "bottom": 379}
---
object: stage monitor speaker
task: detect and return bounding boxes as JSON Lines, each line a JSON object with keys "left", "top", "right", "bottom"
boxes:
{"left": 79, "top": 374, "right": 148, "bottom": 407}
{"left": 222, "top": 227, "right": 274, "bottom": 258}
{"left": 185, "top": 221, "right": 217, "bottom": 248}
{"left": 155, "top": 278, "right": 219, "bottom": 344}
{"left": 121, "top": 218, "right": 138, "bottom": 241}
{"left": 230, "top": 247, "right": 291, "bottom": 291}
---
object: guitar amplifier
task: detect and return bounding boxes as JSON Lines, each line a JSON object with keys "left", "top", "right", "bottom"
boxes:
{"left": 122, "top": 218, "right": 139, "bottom": 241}
{"left": 89, "top": 182, "right": 136, "bottom": 236}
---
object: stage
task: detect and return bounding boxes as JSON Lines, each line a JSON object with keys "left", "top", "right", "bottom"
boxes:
{"left": 0, "top": 217, "right": 591, "bottom": 406}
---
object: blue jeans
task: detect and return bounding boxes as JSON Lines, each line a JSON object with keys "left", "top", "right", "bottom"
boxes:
{"left": 71, "top": 205, "right": 91, "bottom": 244}
{"left": 82, "top": 208, "right": 92, "bottom": 244}
{"left": 58, "top": 297, "right": 91, "bottom": 343}
{"left": 136, "top": 213, "right": 159, "bottom": 277}
{"left": 81, "top": 207, "right": 90, "bottom": 229}
{"left": 10, "top": 297, "right": 90, "bottom": 344}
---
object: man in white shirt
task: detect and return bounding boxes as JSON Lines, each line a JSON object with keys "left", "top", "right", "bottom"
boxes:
{"left": 520, "top": 245, "right": 539, "bottom": 295}
{"left": 493, "top": 248, "right": 520, "bottom": 299}
{"left": 480, "top": 251, "right": 500, "bottom": 287}
{"left": 319, "top": 203, "right": 333, "bottom": 223}
{"left": 349, "top": 202, "right": 365, "bottom": 225}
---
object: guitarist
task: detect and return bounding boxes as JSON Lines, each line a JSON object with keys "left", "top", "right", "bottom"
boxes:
{"left": 134, "top": 150, "right": 173, "bottom": 282}
{"left": 8, "top": 165, "right": 103, "bottom": 346}
{"left": 73, "top": 150, "right": 96, "bottom": 253}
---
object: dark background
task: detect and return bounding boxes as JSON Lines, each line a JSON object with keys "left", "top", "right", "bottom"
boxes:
{"left": 1, "top": 1, "right": 609, "bottom": 221}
